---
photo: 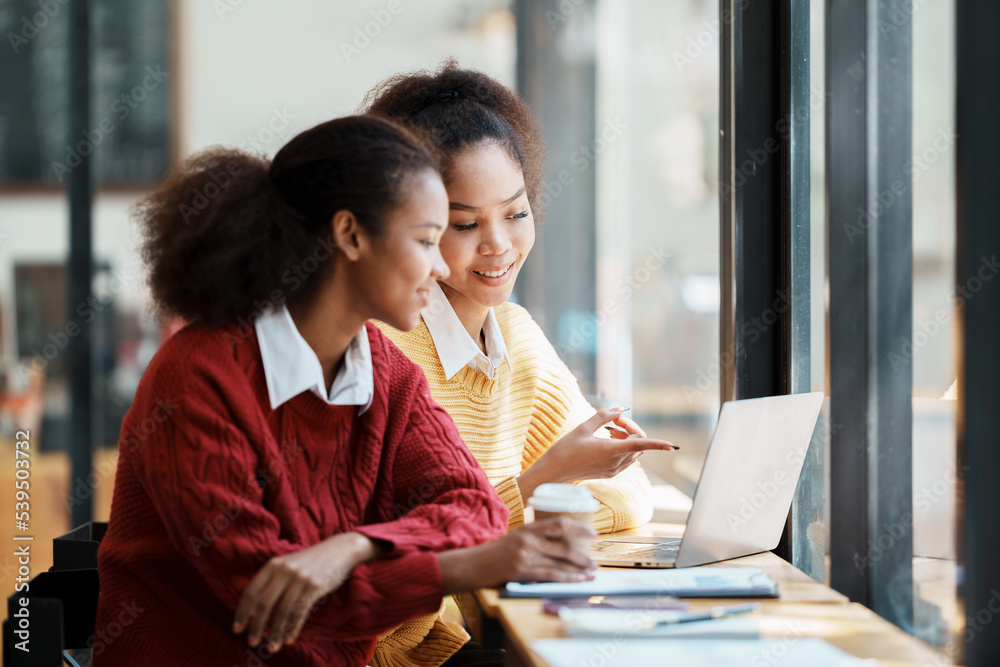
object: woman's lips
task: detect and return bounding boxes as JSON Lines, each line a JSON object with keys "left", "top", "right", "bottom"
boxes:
{"left": 473, "top": 262, "right": 514, "bottom": 279}
{"left": 472, "top": 262, "right": 515, "bottom": 286}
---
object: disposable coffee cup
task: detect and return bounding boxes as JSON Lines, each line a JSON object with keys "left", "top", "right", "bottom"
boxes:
{"left": 527, "top": 483, "right": 600, "bottom": 550}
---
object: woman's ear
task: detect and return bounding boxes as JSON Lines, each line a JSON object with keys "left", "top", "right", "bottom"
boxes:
{"left": 330, "top": 210, "right": 369, "bottom": 262}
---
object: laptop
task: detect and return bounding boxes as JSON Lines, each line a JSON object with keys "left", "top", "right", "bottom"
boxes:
{"left": 591, "top": 392, "right": 824, "bottom": 568}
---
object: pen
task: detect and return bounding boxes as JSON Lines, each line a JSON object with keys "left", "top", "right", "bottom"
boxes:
{"left": 639, "top": 602, "right": 761, "bottom": 630}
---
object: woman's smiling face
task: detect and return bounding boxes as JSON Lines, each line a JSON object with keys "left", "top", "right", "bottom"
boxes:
{"left": 438, "top": 142, "right": 535, "bottom": 310}
{"left": 348, "top": 167, "right": 450, "bottom": 332}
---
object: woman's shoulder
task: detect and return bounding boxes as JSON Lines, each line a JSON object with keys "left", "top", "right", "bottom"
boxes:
{"left": 495, "top": 301, "right": 557, "bottom": 361}
{"left": 365, "top": 321, "right": 436, "bottom": 388}
{"left": 369, "top": 318, "right": 440, "bottom": 370}
{"left": 140, "top": 321, "right": 252, "bottom": 399}
{"left": 494, "top": 302, "right": 583, "bottom": 394}
{"left": 370, "top": 317, "right": 429, "bottom": 346}
{"left": 495, "top": 300, "right": 540, "bottom": 335}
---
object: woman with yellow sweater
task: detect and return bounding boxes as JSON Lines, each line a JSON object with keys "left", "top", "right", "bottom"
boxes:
{"left": 363, "top": 62, "right": 678, "bottom": 667}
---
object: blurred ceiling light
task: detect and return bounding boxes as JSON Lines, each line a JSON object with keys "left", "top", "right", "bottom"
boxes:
{"left": 680, "top": 274, "right": 719, "bottom": 314}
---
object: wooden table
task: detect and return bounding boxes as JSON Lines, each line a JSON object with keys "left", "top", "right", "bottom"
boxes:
{"left": 457, "top": 524, "right": 957, "bottom": 666}
{"left": 497, "top": 601, "right": 957, "bottom": 666}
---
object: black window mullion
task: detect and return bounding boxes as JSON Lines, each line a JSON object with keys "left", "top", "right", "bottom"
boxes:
{"left": 723, "top": 0, "right": 784, "bottom": 405}
{"left": 720, "top": 0, "right": 813, "bottom": 568}
{"left": 827, "top": 0, "right": 913, "bottom": 630}
{"left": 955, "top": 2, "right": 1000, "bottom": 665}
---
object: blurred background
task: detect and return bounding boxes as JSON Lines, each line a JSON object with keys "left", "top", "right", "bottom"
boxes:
{"left": 0, "top": 0, "right": 957, "bottom": 650}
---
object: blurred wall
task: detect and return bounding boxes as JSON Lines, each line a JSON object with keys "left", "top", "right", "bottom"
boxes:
{"left": 0, "top": 0, "right": 516, "bottom": 362}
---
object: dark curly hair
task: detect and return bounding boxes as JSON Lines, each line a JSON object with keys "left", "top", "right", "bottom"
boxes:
{"left": 137, "top": 115, "right": 438, "bottom": 325}
{"left": 361, "top": 60, "right": 546, "bottom": 222}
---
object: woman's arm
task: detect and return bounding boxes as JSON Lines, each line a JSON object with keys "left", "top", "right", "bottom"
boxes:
{"left": 133, "top": 389, "right": 497, "bottom": 651}
{"left": 240, "top": 370, "right": 509, "bottom": 650}
{"left": 436, "top": 517, "right": 596, "bottom": 592}
{"left": 348, "top": 387, "right": 509, "bottom": 554}
{"left": 514, "top": 338, "right": 668, "bottom": 533}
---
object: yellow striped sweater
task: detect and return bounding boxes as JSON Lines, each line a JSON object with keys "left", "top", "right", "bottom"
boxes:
{"left": 369, "top": 301, "right": 653, "bottom": 667}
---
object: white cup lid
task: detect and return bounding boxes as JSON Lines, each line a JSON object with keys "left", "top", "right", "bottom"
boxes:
{"left": 528, "top": 483, "right": 600, "bottom": 513}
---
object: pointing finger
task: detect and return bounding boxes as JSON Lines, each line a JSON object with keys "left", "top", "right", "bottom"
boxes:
{"left": 619, "top": 438, "right": 679, "bottom": 453}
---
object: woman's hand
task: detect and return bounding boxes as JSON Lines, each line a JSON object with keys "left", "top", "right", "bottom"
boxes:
{"left": 517, "top": 408, "right": 677, "bottom": 500}
{"left": 436, "top": 517, "right": 597, "bottom": 593}
{"left": 233, "top": 531, "right": 381, "bottom": 652}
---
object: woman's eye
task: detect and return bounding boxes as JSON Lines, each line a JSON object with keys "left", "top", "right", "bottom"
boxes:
{"left": 421, "top": 239, "right": 437, "bottom": 248}
{"left": 509, "top": 210, "right": 529, "bottom": 220}
{"left": 452, "top": 222, "right": 478, "bottom": 232}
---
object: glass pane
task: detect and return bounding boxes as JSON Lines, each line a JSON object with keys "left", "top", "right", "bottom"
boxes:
{"left": 594, "top": 0, "right": 720, "bottom": 508}
{"left": 799, "top": 0, "right": 829, "bottom": 584}
{"left": 911, "top": 0, "right": 959, "bottom": 654}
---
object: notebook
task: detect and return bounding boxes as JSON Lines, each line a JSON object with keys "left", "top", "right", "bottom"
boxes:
{"left": 503, "top": 566, "right": 778, "bottom": 598}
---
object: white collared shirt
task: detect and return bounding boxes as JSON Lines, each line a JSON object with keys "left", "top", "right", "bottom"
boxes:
{"left": 422, "top": 281, "right": 511, "bottom": 380}
{"left": 254, "top": 305, "right": 373, "bottom": 414}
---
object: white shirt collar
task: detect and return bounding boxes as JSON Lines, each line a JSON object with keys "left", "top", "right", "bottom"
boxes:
{"left": 254, "top": 305, "right": 373, "bottom": 413}
{"left": 421, "top": 281, "right": 510, "bottom": 380}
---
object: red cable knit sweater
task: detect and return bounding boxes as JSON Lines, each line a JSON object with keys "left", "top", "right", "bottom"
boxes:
{"left": 95, "top": 321, "right": 508, "bottom": 666}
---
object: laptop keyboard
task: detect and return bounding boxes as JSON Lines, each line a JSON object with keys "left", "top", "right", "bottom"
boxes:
{"left": 621, "top": 543, "right": 681, "bottom": 559}
{"left": 593, "top": 539, "right": 682, "bottom": 560}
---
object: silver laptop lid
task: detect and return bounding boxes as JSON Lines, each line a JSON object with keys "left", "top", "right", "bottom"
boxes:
{"left": 675, "top": 392, "right": 824, "bottom": 568}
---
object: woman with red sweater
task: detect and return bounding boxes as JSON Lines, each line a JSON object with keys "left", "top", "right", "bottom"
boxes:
{"left": 95, "top": 115, "right": 595, "bottom": 666}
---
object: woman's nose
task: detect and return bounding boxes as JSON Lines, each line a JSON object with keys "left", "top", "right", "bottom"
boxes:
{"left": 478, "top": 222, "right": 512, "bottom": 255}
{"left": 431, "top": 245, "right": 451, "bottom": 280}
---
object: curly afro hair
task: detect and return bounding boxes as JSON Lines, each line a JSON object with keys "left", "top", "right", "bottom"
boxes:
{"left": 361, "top": 59, "right": 546, "bottom": 222}
{"left": 137, "top": 115, "right": 438, "bottom": 325}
